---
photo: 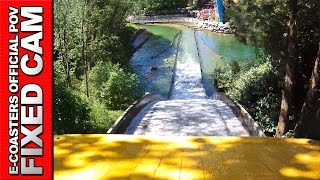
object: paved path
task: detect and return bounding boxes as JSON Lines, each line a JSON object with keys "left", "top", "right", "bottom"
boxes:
{"left": 126, "top": 28, "right": 249, "bottom": 136}
{"left": 54, "top": 134, "right": 320, "bottom": 180}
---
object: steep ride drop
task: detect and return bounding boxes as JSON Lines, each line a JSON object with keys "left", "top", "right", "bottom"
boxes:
{"left": 126, "top": 27, "right": 249, "bottom": 136}
{"left": 170, "top": 29, "right": 206, "bottom": 99}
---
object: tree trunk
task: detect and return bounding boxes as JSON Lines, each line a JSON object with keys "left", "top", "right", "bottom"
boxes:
{"left": 57, "top": 1, "right": 70, "bottom": 88}
{"left": 56, "top": 3, "right": 65, "bottom": 80}
{"left": 63, "top": 17, "right": 71, "bottom": 88}
{"left": 81, "top": 1, "right": 89, "bottom": 98}
{"left": 294, "top": 44, "right": 320, "bottom": 139}
{"left": 276, "top": 0, "right": 298, "bottom": 137}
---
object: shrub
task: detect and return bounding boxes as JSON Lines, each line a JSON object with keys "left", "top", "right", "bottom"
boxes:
{"left": 214, "top": 60, "right": 246, "bottom": 92}
{"left": 227, "top": 62, "right": 281, "bottom": 132}
{"left": 91, "top": 62, "right": 142, "bottom": 110}
{"left": 53, "top": 83, "right": 91, "bottom": 134}
{"left": 87, "top": 100, "right": 123, "bottom": 133}
{"left": 214, "top": 59, "right": 282, "bottom": 132}
{"left": 54, "top": 60, "right": 127, "bottom": 134}
{"left": 214, "top": 67, "right": 234, "bottom": 92}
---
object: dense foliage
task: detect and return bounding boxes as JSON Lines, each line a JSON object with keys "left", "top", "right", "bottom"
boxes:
{"left": 91, "top": 62, "right": 142, "bottom": 110}
{"left": 223, "top": 0, "right": 320, "bottom": 138}
{"left": 53, "top": 0, "right": 142, "bottom": 134}
{"left": 134, "top": 0, "right": 189, "bottom": 15}
{"left": 215, "top": 59, "right": 282, "bottom": 133}
{"left": 54, "top": 62, "right": 91, "bottom": 134}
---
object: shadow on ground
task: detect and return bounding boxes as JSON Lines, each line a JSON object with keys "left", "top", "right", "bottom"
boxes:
{"left": 128, "top": 99, "right": 249, "bottom": 136}
{"left": 54, "top": 134, "right": 320, "bottom": 180}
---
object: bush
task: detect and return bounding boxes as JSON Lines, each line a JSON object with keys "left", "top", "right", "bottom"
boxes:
{"left": 214, "top": 59, "right": 246, "bottom": 92}
{"left": 214, "top": 67, "right": 234, "bottom": 92}
{"left": 53, "top": 60, "right": 92, "bottom": 134}
{"left": 87, "top": 100, "right": 123, "bottom": 133}
{"left": 54, "top": 83, "right": 92, "bottom": 134}
{"left": 228, "top": 62, "right": 281, "bottom": 132}
{"left": 214, "top": 60, "right": 282, "bottom": 132}
{"left": 91, "top": 62, "right": 143, "bottom": 110}
{"left": 54, "top": 60, "right": 127, "bottom": 134}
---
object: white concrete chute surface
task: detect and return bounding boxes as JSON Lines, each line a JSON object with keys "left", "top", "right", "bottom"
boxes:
{"left": 130, "top": 99, "right": 249, "bottom": 136}
{"left": 170, "top": 29, "right": 206, "bottom": 100}
{"left": 125, "top": 28, "right": 249, "bottom": 136}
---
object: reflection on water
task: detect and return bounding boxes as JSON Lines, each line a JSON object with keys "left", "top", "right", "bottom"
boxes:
{"left": 196, "top": 30, "right": 257, "bottom": 96}
{"left": 197, "top": 30, "right": 257, "bottom": 61}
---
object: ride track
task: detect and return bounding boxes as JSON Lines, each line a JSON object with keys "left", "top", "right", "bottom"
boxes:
{"left": 54, "top": 24, "right": 320, "bottom": 180}
{"left": 125, "top": 28, "right": 250, "bottom": 136}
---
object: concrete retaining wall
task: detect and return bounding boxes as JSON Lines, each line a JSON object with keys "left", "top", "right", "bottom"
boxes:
{"left": 107, "top": 94, "right": 163, "bottom": 134}
{"left": 168, "top": 31, "right": 182, "bottom": 99}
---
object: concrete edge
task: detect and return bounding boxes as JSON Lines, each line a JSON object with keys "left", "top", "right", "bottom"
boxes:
{"left": 193, "top": 29, "right": 205, "bottom": 87}
{"left": 107, "top": 94, "right": 163, "bottom": 134}
{"left": 213, "top": 93, "right": 266, "bottom": 137}
{"left": 131, "top": 29, "right": 145, "bottom": 43}
{"left": 168, "top": 30, "right": 182, "bottom": 99}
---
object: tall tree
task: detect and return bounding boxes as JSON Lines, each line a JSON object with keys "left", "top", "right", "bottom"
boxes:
{"left": 54, "top": 0, "right": 72, "bottom": 88}
{"left": 81, "top": 0, "right": 89, "bottom": 97}
{"left": 294, "top": 44, "right": 320, "bottom": 139}
{"left": 276, "top": 0, "right": 298, "bottom": 137}
{"left": 227, "top": 0, "right": 320, "bottom": 135}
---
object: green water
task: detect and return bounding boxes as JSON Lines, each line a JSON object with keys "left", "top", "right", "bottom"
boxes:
{"left": 197, "top": 31, "right": 257, "bottom": 61}
{"left": 195, "top": 30, "right": 257, "bottom": 96}
{"left": 140, "top": 25, "right": 179, "bottom": 41}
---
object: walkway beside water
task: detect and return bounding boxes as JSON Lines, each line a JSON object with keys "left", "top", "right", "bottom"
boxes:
{"left": 126, "top": 28, "right": 249, "bottom": 136}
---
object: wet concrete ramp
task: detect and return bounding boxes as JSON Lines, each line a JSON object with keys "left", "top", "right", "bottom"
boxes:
{"left": 126, "top": 99, "right": 249, "bottom": 136}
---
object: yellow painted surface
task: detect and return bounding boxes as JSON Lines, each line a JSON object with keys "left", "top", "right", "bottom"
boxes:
{"left": 54, "top": 134, "right": 320, "bottom": 180}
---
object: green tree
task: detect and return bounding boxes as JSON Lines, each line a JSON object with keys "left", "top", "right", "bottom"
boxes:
{"left": 53, "top": 61, "right": 91, "bottom": 134}
{"left": 134, "top": 0, "right": 189, "bottom": 15}
{"left": 53, "top": 0, "right": 142, "bottom": 133}
{"left": 91, "top": 62, "right": 142, "bottom": 110}
{"left": 227, "top": 0, "right": 320, "bottom": 138}
{"left": 276, "top": 0, "right": 298, "bottom": 137}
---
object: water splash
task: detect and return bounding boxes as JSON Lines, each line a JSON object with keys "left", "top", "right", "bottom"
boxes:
{"left": 170, "top": 29, "right": 206, "bottom": 99}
